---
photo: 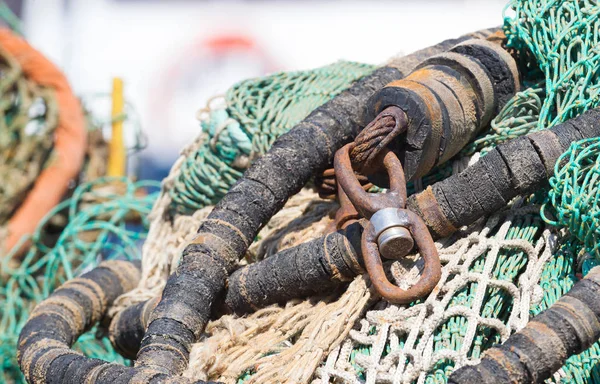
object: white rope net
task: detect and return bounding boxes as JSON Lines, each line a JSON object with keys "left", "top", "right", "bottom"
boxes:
{"left": 314, "top": 204, "right": 555, "bottom": 384}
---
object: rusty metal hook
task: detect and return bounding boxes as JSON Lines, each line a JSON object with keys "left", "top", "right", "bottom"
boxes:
{"left": 362, "top": 208, "right": 441, "bottom": 304}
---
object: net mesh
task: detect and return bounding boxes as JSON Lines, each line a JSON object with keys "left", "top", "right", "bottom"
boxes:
{"left": 168, "top": 61, "right": 375, "bottom": 215}
{"left": 7, "top": 0, "right": 600, "bottom": 382}
{"left": 0, "top": 177, "right": 159, "bottom": 383}
{"left": 543, "top": 137, "right": 600, "bottom": 269}
{"left": 315, "top": 200, "right": 556, "bottom": 384}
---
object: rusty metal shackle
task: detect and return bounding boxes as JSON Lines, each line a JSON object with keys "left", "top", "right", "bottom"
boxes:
{"left": 362, "top": 208, "right": 441, "bottom": 304}
{"left": 333, "top": 143, "right": 441, "bottom": 304}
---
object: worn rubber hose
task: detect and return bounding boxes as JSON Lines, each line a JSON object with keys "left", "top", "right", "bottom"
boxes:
{"left": 449, "top": 266, "right": 600, "bottom": 384}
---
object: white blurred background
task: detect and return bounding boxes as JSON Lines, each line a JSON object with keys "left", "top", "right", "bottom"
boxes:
{"left": 10, "top": 0, "right": 507, "bottom": 178}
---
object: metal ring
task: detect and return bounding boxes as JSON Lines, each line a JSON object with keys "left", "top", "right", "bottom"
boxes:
{"left": 362, "top": 208, "right": 441, "bottom": 304}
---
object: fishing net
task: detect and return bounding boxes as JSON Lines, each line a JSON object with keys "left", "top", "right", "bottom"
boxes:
{"left": 169, "top": 61, "right": 375, "bottom": 215}
{"left": 0, "top": 177, "right": 159, "bottom": 383}
{"left": 10, "top": 0, "right": 600, "bottom": 383}
{"left": 543, "top": 137, "right": 600, "bottom": 268}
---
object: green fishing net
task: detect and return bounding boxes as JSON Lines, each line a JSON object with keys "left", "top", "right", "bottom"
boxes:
{"left": 4, "top": 0, "right": 600, "bottom": 383}
{"left": 0, "top": 177, "right": 159, "bottom": 383}
{"left": 168, "top": 61, "right": 375, "bottom": 215}
{"left": 423, "top": 0, "right": 600, "bottom": 381}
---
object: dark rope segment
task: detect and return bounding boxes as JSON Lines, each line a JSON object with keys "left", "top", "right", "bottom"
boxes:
{"left": 408, "top": 108, "right": 600, "bottom": 238}
{"left": 350, "top": 106, "right": 408, "bottom": 173}
{"left": 107, "top": 222, "right": 364, "bottom": 358}
{"left": 17, "top": 260, "right": 213, "bottom": 384}
{"left": 315, "top": 167, "right": 373, "bottom": 199}
{"left": 225, "top": 220, "right": 366, "bottom": 314}
{"left": 449, "top": 266, "right": 600, "bottom": 384}
{"left": 221, "top": 109, "right": 600, "bottom": 315}
{"left": 367, "top": 38, "right": 520, "bottom": 180}
{"left": 109, "top": 297, "right": 159, "bottom": 360}
{"left": 137, "top": 27, "right": 502, "bottom": 376}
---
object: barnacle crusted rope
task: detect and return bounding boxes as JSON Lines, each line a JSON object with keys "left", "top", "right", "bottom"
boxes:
{"left": 85, "top": 29, "right": 501, "bottom": 383}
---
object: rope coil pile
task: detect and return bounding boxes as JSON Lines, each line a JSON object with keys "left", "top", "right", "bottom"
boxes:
{"left": 0, "top": 28, "right": 87, "bottom": 254}
{"left": 0, "top": 46, "right": 57, "bottom": 228}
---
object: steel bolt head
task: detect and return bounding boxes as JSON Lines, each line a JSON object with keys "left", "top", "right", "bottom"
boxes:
{"left": 371, "top": 207, "right": 414, "bottom": 260}
{"left": 378, "top": 226, "right": 414, "bottom": 260}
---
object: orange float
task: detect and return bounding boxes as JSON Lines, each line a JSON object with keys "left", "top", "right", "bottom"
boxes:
{"left": 0, "top": 28, "right": 86, "bottom": 254}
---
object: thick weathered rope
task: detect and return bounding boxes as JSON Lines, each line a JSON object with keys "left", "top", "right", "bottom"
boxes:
{"left": 1, "top": 177, "right": 159, "bottom": 383}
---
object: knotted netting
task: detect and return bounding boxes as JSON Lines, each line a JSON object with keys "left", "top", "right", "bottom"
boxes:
{"left": 168, "top": 61, "right": 375, "bottom": 215}
{"left": 9, "top": 0, "right": 600, "bottom": 383}
{"left": 0, "top": 177, "right": 159, "bottom": 383}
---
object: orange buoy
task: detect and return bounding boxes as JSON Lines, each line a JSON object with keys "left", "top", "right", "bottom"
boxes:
{"left": 0, "top": 28, "right": 86, "bottom": 254}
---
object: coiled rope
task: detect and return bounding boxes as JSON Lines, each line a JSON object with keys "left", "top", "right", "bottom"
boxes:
{"left": 1, "top": 177, "right": 159, "bottom": 383}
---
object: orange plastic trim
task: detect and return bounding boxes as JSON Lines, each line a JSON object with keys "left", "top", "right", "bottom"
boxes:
{"left": 0, "top": 28, "right": 86, "bottom": 253}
